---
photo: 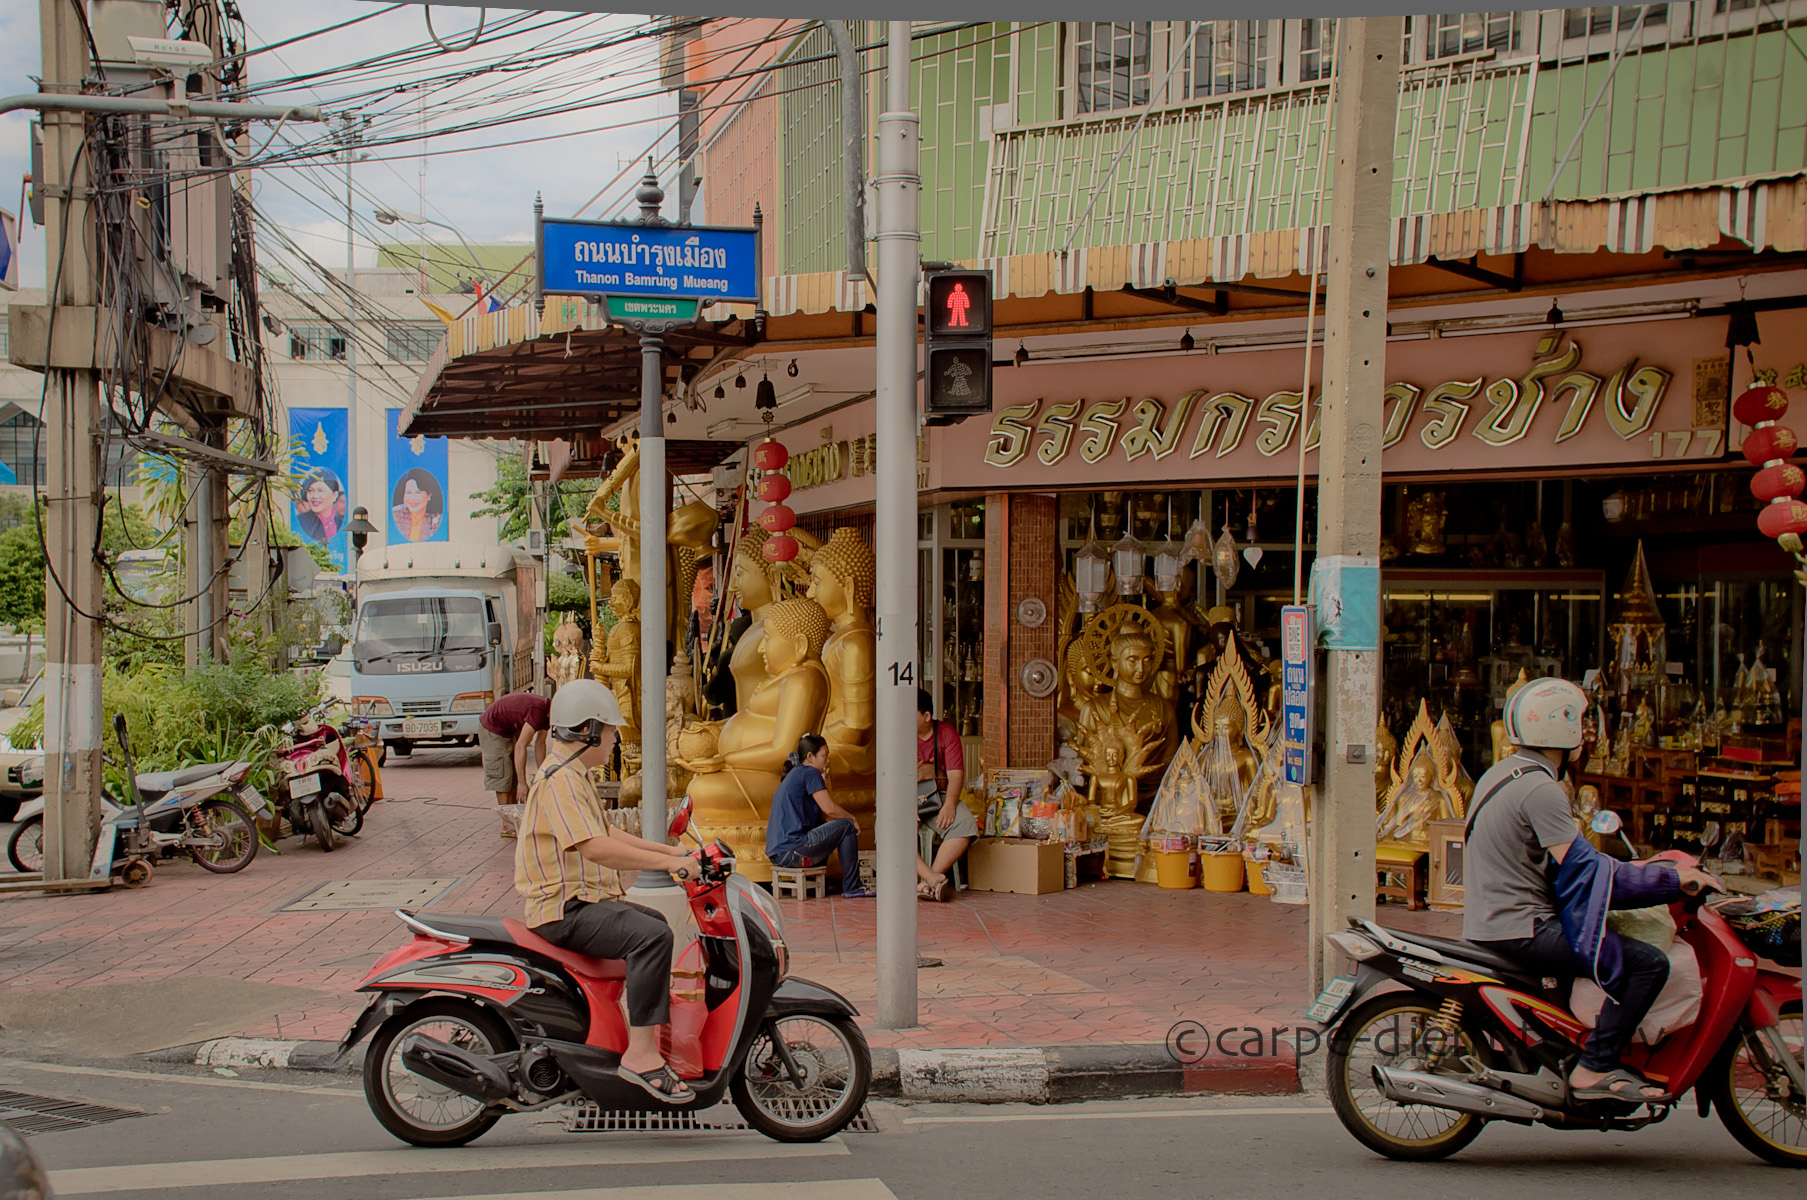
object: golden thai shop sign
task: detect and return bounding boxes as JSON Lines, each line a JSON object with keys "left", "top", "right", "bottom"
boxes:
{"left": 939, "top": 315, "right": 1772, "bottom": 488}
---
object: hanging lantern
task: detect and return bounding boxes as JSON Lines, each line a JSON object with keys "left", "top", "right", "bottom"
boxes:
{"left": 1756, "top": 499, "right": 1807, "bottom": 540}
{"left": 1111, "top": 532, "right": 1146, "bottom": 596}
{"left": 757, "top": 503, "right": 796, "bottom": 533}
{"left": 1751, "top": 463, "right": 1807, "bottom": 503}
{"left": 1151, "top": 539, "right": 1186, "bottom": 593}
{"left": 756, "top": 474, "right": 792, "bottom": 503}
{"left": 762, "top": 533, "right": 799, "bottom": 562}
{"left": 1212, "top": 523, "right": 1241, "bottom": 593}
{"left": 1732, "top": 384, "right": 1789, "bottom": 427}
{"left": 751, "top": 439, "right": 789, "bottom": 471}
{"left": 1742, "top": 425, "right": 1799, "bottom": 466}
{"left": 1179, "top": 515, "right": 1212, "bottom": 565}
{"left": 1073, "top": 525, "right": 1111, "bottom": 615}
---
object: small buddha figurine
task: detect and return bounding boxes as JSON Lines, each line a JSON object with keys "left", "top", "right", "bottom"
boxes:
{"left": 802, "top": 529, "right": 878, "bottom": 782}
{"left": 1405, "top": 490, "right": 1448, "bottom": 556}
{"left": 1633, "top": 696, "right": 1655, "bottom": 747}
{"left": 1379, "top": 751, "right": 1462, "bottom": 846}
{"left": 592, "top": 579, "right": 643, "bottom": 747}
{"left": 550, "top": 615, "right": 585, "bottom": 687}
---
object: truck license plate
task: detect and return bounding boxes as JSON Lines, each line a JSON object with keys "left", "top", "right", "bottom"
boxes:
{"left": 400, "top": 720, "right": 441, "bottom": 737}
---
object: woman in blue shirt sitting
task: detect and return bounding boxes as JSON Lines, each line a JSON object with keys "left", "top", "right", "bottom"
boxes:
{"left": 765, "top": 734, "right": 872, "bottom": 898}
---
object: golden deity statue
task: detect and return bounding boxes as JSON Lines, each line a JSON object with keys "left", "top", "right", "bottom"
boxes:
{"left": 1490, "top": 669, "right": 1530, "bottom": 767}
{"left": 592, "top": 579, "right": 642, "bottom": 747}
{"left": 1435, "top": 713, "right": 1475, "bottom": 811}
{"left": 1405, "top": 490, "right": 1448, "bottom": 556}
{"left": 799, "top": 529, "right": 879, "bottom": 791}
{"left": 721, "top": 528, "right": 779, "bottom": 712}
{"left": 1377, "top": 702, "right": 1464, "bottom": 851}
{"left": 1149, "top": 579, "right": 1204, "bottom": 705}
{"left": 1374, "top": 721, "right": 1400, "bottom": 810}
{"left": 1072, "top": 715, "right": 1164, "bottom": 876}
{"left": 550, "top": 615, "right": 585, "bottom": 688}
{"left": 679, "top": 597, "right": 834, "bottom": 880}
{"left": 1192, "top": 633, "right": 1276, "bottom": 835}
{"left": 1074, "top": 606, "right": 1178, "bottom": 788}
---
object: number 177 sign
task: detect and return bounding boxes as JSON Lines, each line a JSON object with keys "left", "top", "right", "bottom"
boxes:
{"left": 1280, "top": 605, "right": 1315, "bottom": 787}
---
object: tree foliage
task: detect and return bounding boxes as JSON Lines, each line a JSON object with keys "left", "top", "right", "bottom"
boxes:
{"left": 468, "top": 454, "right": 590, "bottom": 544}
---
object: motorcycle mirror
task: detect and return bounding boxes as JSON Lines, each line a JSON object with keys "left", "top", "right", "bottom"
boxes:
{"left": 1590, "top": 811, "right": 1624, "bottom": 836}
{"left": 668, "top": 797, "right": 693, "bottom": 840}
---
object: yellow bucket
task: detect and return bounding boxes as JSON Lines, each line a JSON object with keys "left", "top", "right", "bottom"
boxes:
{"left": 1246, "top": 859, "right": 1271, "bottom": 896}
{"left": 1200, "top": 850, "right": 1246, "bottom": 893}
{"left": 1153, "top": 851, "right": 1198, "bottom": 889}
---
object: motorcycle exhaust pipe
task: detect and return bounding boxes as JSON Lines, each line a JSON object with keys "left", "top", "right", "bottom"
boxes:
{"left": 400, "top": 1035, "right": 514, "bottom": 1104}
{"left": 1373, "top": 1064, "right": 1546, "bottom": 1122}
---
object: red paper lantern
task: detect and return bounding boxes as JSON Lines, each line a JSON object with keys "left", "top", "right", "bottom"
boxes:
{"left": 1732, "top": 384, "right": 1789, "bottom": 427}
{"left": 761, "top": 533, "right": 799, "bottom": 562}
{"left": 757, "top": 503, "right": 796, "bottom": 533}
{"left": 1741, "top": 424, "right": 1799, "bottom": 466}
{"left": 752, "top": 440, "right": 789, "bottom": 471}
{"left": 756, "top": 474, "right": 792, "bottom": 503}
{"left": 1751, "top": 462, "right": 1807, "bottom": 503}
{"left": 1756, "top": 499, "right": 1807, "bottom": 540}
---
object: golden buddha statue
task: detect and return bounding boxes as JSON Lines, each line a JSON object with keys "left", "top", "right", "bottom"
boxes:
{"left": 1192, "top": 635, "right": 1276, "bottom": 836}
{"left": 1377, "top": 702, "right": 1464, "bottom": 851}
{"left": 1491, "top": 669, "right": 1530, "bottom": 767}
{"left": 1405, "top": 490, "right": 1448, "bottom": 556}
{"left": 550, "top": 615, "right": 585, "bottom": 688}
{"left": 801, "top": 529, "right": 878, "bottom": 788}
{"left": 1149, "top": 580, "right": 1203, "bottom": 705}
{"left": 1076, "top": 610, "right": 1179, "bottom": 794}
{"left": 592, "top": 579, "right": 643, "bottom": 747}
{"left": 1072, "top": 714, "right": 1164, "bottom": 877}
{"left": 679, "top": 597, "right": 833, "bottom": 880}
{"left": 1435, "top": 713, "right": 1474, "bottom": 811}
{"left": 721, "top": 529, "right": 779, "bottom": 713}
{"left": 1374, "top": 721, "right": 1400, "bottom": 810}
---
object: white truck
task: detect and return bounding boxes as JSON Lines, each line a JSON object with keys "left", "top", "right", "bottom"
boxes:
{"left": 348, "top": 543, "right": 541, "bottom": 757}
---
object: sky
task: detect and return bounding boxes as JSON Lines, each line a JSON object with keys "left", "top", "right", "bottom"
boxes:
{"left": 1, "top": 3, "right": 673, "bottom": 291}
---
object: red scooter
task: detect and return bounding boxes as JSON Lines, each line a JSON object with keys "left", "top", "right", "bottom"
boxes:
{"left": 340, "top": 798, "right": 870, "bottom": 1146}
{"left": 274, "top": 709, "right": 376, "bottom": 850}
{"left": 1316, "top": 823, "right": 1804, "bottom": 1166}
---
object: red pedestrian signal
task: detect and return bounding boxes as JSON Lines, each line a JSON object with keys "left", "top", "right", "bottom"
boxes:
{"left": 924, "top": 267, "right": 994, "bottom": 420}
{"left": 926, "top": 270, "right": 991, "bottom": 338}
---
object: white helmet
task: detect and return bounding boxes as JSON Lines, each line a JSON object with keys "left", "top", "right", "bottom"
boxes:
{"left": 1501, "top": 677, "right": 1587, "bottom": 751}
{"left": 548, "top": 679, "right": 623, "bottom": 746}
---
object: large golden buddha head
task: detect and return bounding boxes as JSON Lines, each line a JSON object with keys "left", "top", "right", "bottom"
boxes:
{"left": 729, "top": 528, "right": 779, "bottom": 609}
{"left": 759, "top": 597, "right": 833, "bottom": 673}
{"left": 806, "top": 528, "right": 876, "bottom": 618}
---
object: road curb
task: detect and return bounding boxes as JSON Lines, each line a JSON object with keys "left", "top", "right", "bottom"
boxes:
{"left": 148, "top": 1038, "right": 1296, "bottom": 1102}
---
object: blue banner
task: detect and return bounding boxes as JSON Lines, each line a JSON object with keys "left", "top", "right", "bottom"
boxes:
{"left": 539, "top": 217, "right": 759, "bottom": 303}
{"left": 387, "top": 409, "right": 450, "bottom": 545}
{"left": 289, "top": 407, "right": 350, "bottom": 571}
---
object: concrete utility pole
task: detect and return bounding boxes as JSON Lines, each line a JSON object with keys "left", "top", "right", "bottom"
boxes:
{"left": 873, "top": 19, "right": 921, "bottom": 1028}
{"left": 1307, "top": 16, "right": 1400, "bottom": 995}
{"left": 38, "top": 0, "right": 105, "bottom": 882}
{"left": 341, "top": 115, "right": 363, "bottom": 569}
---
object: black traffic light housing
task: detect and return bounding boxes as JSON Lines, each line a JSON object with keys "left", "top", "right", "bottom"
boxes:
{"left": 923, "top": 267, "right": 993, "bottom": 423}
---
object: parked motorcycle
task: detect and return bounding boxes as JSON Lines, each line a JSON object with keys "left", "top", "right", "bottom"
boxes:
{"left": 340, "top": 798, "right": 871, "bottom": 1146}
{"left": 275, "top": 708, "right": 375, "bottom": 852}
{"left": 1314, "top": 814, "right": 1804, "bottom": 1167}
{"left": 6, "top": 713, "right": 267, "bottom": 883}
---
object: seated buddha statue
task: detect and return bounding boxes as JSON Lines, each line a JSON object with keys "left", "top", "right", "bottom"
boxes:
{"left": 679, "top": 597, "right": 833, "bottom": 880}
{"left": 1200, "top": 710, "right": 1258, "bottom": 834}
{"left": 1072, "top": 714, "right": 1164, "bottom": 877}
{"left": 802, "top": 529, "right": 878, "bottom": 809}
{"left": 720, "top": 529, "right": 779, "bottom": 713}
{"left": 1378, "top": 749, "right": 1462, "bottom": 849}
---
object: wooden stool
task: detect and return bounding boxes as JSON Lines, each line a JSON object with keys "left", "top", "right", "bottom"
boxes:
{"left": 772, "top": 864, "right": 827, "bottom": 900}
{"left": 1375, "top": 844, "right": 1427, "bottom": 910}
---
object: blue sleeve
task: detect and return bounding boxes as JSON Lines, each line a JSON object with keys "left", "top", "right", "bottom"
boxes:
{"left": 800, "top": 766, "right": 826, "bottom": 795}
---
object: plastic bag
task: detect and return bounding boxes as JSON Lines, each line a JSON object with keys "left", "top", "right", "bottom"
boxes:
{"left": 1570, "top": 939, "right": 1702, "bottom": 1044}
{"left": 1607, "top": 905, "right": 1676, "bottom": 953}
{"left": 658, "top": 941, "right": 708, "bottom": 1079}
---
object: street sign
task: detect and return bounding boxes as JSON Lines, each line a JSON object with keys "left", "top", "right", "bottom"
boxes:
{"left": 0, "top": 207, "right": 18, "bottom": 292}
{"left": 537, "top": 216, "right": 759, "bottom": 303}
{"left": 604, "top": 295, "right": 699, "bottom": 323}
{"left": 1280, "top": 605, "right": 1315, "bottom": 786}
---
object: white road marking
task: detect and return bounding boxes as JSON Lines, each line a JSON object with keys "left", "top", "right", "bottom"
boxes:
{"left": 401, "top": 1181, "right": 897, "bottom": 1200}
{"left": 51, "top": 1137, "right": 850, "bottom": 1196}
{"left": 1, "top": 1058, "right": 358, "bottom": 1096}
{"left": 903, "top": 1104, "right": 1334, "bottom": 1124}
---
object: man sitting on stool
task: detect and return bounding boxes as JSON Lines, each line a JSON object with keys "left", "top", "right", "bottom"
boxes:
{"left": 916, "top": 689, "right": 976, "bottom": 902}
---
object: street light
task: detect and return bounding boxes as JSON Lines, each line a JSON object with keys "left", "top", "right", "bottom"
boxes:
{"left": 347, "top": 506, "right": 378, "bottom": 577}
{"left": 373, "top": 205, "right": 486, "bottom": 291}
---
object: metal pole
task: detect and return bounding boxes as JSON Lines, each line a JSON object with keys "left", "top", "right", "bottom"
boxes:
{"left": 874, "top": 19, "right": 921, "bottom": 1028}
{"left": 824, "top": 21, "right": 868, "bottom": 282}
{"left": 39, "top": 0, "right": 104, "bottom": 882}
{"left": 635, "top": 332, "right": 673, "bottom": 883}
{"left": 344, "top": 132, "right": 359, "bottom": 564}
{"left": 1306, "top": 16, "right": 1399, "bottom": 996}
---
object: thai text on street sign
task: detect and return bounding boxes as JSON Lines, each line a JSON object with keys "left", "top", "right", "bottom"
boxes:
{"left": 1281, "top": 605, "right": 1314, "bottom": 787}
{"left": 538, "top": 217, "right": 759, "bottom": 303}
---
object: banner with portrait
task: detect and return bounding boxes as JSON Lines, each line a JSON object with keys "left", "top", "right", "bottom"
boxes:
{"left": 288, "top": 406, "right": 350, "bottom": 571}
{"left": 387, "top": 409, "right": 450, "bottom": 545}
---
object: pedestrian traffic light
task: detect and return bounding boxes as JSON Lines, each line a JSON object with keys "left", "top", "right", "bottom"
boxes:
{"left": 924, "top": 267, "right": 993, "bottom": 421}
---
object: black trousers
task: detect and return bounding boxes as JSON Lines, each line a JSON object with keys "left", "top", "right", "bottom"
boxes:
{"left": 534, "top": 898, "right": 674, "bottom": 1028}
{"left": 1476, "top": 916, "right": 1670, "bottom": 1073}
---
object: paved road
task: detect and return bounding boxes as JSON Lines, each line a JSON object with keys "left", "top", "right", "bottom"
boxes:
{"left": 1, "top": 1054, "right": 1791, "bottom": 1200}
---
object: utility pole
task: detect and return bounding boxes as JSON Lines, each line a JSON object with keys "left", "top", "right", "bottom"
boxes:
{"left": 874, "top": 19, "right": 921, "bottom": 1028}
{"left": 339, "top": 114, "right": 367, "bottom": 570}
{"left": 1308, "top": 16, "right": 1400, "bottom": 994}
{"left": 38, "top": 0, "right": 105, "bottom": 883}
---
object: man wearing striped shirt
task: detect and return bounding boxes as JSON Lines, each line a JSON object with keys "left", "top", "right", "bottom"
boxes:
{"left": 515, "top": 679, "right": 700, "bottom": 1102}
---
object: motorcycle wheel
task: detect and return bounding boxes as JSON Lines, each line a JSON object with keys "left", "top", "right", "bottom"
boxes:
{"left": 329, "top": 792, "right": 364, "bottom": 838}
{"left": 6, "top": 815, "right": 44, "bottom": 873}
{"left": 1709, "top": 1004, "right": 1806, "bottom": 1168}
{"left": 349, "top": 752, "right": 378, "bottom": 809}
{"left": 730, "top": 1014, "right": 870, "bottom": 1143}
{"left": 1326, "top": 992, "right": 1489, "bottom": 1162}
{"left": 187, "top": 799, "right": 259, "bottom": 873}
{"left": 308, "top": 803, "right": 337, "bottom": 852}
{"left": 364, "top": 998, "right": 510, "bottom": 1148}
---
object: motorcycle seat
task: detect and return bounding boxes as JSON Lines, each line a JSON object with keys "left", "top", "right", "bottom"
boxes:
{"left": 135, "top": 762, "right": 235, "bottom": 792}
{"left": 405, "top": 911, "right": 626, "bottom": 980}
{"left": 1374, "top": 926, "right": 1558, "bottom": 986}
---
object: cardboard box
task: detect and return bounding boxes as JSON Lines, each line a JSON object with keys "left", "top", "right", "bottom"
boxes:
{"left": 967, "top": 838, "right": 1065, "bottom": 895}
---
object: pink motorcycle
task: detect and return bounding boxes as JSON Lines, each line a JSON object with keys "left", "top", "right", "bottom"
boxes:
{"left": 275, "top": 710, "right": 375, "bottom": 852}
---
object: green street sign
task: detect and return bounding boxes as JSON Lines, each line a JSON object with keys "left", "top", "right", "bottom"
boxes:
{"left": 605, "top": 295, "right": 699, "bottom": 323}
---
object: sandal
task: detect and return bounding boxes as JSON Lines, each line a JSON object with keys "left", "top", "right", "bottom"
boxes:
{"left": 618, "top": 1062, "right": 695, "bottom": 1104}
{"left": 931, "top": 876, "right": 954, "bottom": 902}
{"left": 1571, "top": 1068, "right": 1669, "bottom": 1102}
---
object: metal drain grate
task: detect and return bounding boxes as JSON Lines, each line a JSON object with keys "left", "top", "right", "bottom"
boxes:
{"left": 280, "top": 878, "right": 461, "bottom": 913}
{"left": 0, "top": 1089, "right": 149, "bottom": 1135}
{"left": 562, "top": 1101, "right": 876, "bottom": 1133}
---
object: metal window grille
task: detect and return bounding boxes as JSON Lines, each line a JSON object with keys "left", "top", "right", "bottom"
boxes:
{"left": 287, "top": 323, "right": 345, "bottom": 362}
{"left": 1564, "top": 6, "right": 1668, "bottom": 39}
{"left": 1431, "top": 11, "right": 1521, "bottom": 59}
{"left": 386, "top": 325, "right": 440, "bottom": 362}
{"left": 1189, "top": 21, "right": 1269, "bottom": 97}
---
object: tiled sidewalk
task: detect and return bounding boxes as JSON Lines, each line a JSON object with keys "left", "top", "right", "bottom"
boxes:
{"left": 0, "top": 748, "right": 1459, "bottom": 1056}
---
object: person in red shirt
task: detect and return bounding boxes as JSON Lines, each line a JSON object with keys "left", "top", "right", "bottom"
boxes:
{"left": 916, "top": 689, "right": 976, "bottom": 901}
{"left": 480, "top": 691, "right": 552, "bottom": 829}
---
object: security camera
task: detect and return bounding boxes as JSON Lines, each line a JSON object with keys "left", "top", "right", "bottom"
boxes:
{"left": 127, "top": 36, "right": 214, "bottom": 72}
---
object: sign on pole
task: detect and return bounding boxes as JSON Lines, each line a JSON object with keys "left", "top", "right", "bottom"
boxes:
{"left": 536, "top": 216, "right": 759, "bottom": 308}
{"left": 0, "top": 207, "right": 18, "bottom": 292}
{"left": 1280, "top": 605, "right": 1315, "bottom": 786}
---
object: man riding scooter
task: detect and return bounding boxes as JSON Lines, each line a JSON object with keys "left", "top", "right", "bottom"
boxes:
{"left": 1465, "top": 677, "right": 1720, "bottom": 1103}
{"left": 515, "top": 678, "right": 702, "bottom": 1103}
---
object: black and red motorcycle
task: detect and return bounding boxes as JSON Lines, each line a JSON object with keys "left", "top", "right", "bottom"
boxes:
{"left": 1314, "top": 831, "right": 1803, "bottom": 1167}
{"left": 339, "top": 798, "right": 870, "bottom": 1145}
